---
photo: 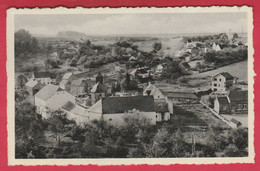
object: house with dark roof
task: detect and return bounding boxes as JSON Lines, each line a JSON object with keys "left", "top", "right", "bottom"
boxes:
{"left": 178, "top": 62, "right": 192, "bottom": 75}
{"left": 35, "top": 84, "right": 75, "bottom": 119}
{"left": 212, "top": 72, "right": 234, "bottom": 92}
{"left": 87, "top": 96, "right": 159, "bottom": 125}
{"left": 90, "top": 82, "right": 107, "bottom": 105}
{"left": 32, "top": 72, "right": 57, "bottom": 85}
{"left": 214, "top": 96, "right": 231, "bottom": 114}
{"left": 214, "top": 89, "right": 248, "bottom": 115}
{"left": 25, "top": 80, "right": 44, "bottom": 104}
{"left": 229, "top": 89, "right": 248, "bottom": 114}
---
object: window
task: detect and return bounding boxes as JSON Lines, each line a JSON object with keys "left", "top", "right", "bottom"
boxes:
{"left": 214, "top": 84, "right": 217, "bottom": 87}
{"left": 214, "top": 78, "right": 217, "bottom": 81}
{"left": 156, "top": 115, "right": 157, "bottom": 118}
{"left": 219, "top": 79, "right": 222, "bottom": 81}
{"left": 238, "top": 104, "right": 242, "bottom": 110}
{"left": 109, "top": 118, "right": 112, "bottom": 121}
{"left": 222, "top": 105, "right": 227, "bottom": 110}
{"left": 243, "top": 104, "right": 247, "bottom": 110}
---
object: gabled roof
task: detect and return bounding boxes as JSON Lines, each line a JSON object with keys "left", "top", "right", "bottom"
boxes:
{"left": 71, "top": 79, "right": 86, "bottom": 87}
{"left": 213, "top": 72, "right": 234, "bottom": 80}
{"left": 62, "top": 72, "right": 73, "bottom": 80}
{"left": 35, "top": 84, "right": 63, "bottom": 101}
{"left": 101, "top": 96, "right": 155, "bottom": 114}
{"left": 34, "top": 72, "right": 57, "bottom": 79}
{"left": 91, "top": 82, "right": 107, "bottom": 93}
{"left": 25, "top": 80, "right": 39, "bottom": 88}
{"left": 229, "top": 90, "right": 248, "bottom": 101}
{"left": 217, "top": 96, "right": 229, "bottom": 104}
{"left": 230, "top": 118, "right": 241, "bottom": 125}
{"left": 180, "top": 62, "right": 191, "bottom": 69}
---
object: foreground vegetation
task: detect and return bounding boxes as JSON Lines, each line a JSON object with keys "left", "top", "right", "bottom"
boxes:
{"left": 15, "top": 101, "right": 248, "bottom": 159}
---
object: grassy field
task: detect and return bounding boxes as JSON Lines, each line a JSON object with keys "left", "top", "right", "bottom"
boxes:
{"left": 188, "top": 60, "right": 248, "bottom": 81}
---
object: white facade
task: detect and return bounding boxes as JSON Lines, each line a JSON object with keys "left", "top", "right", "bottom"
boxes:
{"left": 212, "top": 74, "right": 233, "bottom": 92}
{"left": 35, "top": 90, "right": 75, "bottom": 119}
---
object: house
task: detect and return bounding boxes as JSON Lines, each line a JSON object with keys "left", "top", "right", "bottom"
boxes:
{"left": 230, "top": 118, "right": 242, "bottom": 128}
{"left": 229, "top": 90, "right": 248, "bottom": 114}
{"left": 61, "top": 101, "right": 89, "bottom": 126}
{"left": 35, "top": 84, "right": 76, "bottom": 119}
{"left": 16, "top": 74, "right": 28, "bottom": 89}
{"left": 87, "top": 96, "right": 159, "bottom": 125}
{"left": 214, "top": 90, "right": 248, "bottom": 115}
{"left": 62, "top": 72, "right": 74, "bottom": 82}
{"left": 156, "top": 64, "right": 164, "bottom": 73}
{"left": 211, "top": 72, "right": 234, "bottom": 92}
{"left": 32, "top": 72, "right": 57, "bottom": 85}
{"left": 178, "top": 62, "right": 191, "bottom": 75}
{"left": 154, "top": 99, "right": 171, "bottom": 121}
{"left": 69, "top": 79, "right": 88, "bottom": 98}
{"left": 212, "top": 43, "right": 221, "bottom": 51}
{"left": 214, "top": 96, "right": 230, "bottom": 114}
{"left": 143, "top": 83, "right": 165, "bottom": 100}
{"left": 25, "top": 80, "right": 44, "bottom": 104}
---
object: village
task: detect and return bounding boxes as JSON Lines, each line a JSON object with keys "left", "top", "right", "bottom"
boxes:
{"left": 15, "top": 29, "right": 249, "bottom": 158}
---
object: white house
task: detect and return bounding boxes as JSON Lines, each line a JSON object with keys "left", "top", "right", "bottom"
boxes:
{"left": 143, "top": 83, "right": 165, "bottom": 100}
{"left": 212, "top": 43, "right": 221, "bottom": 51}
{"left": 32, "top": 72, "right": 57, "bottom": 85}
{"left": 87, "top": 96, "right": 159, "bottom": 125}
{"left": 212, "top": 72, "right": 234, "bottom": 92}
{"left": 156, "top": 64, "right": 164, "bottom": 73}
{"left": 35, "top": 84, "right": 76, "bottom": 119}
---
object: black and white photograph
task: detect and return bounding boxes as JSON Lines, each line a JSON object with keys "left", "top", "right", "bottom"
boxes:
{"left": 7, "top": 7, "right": 254, "bottom": 165}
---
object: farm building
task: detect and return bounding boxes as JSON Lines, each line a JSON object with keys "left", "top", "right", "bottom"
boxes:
{"left": 32, "top": 72, "right": 57, "bottom": 85}
{"left": 35, "top": 84, "right": 76, "bottom": 119}
{"left": 87, "top": 96, "right": 161, "bottom": 125}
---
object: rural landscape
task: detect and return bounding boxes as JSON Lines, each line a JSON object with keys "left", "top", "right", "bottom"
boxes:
{"left": 14, "top": 13, "right": 249, "bottom": 159}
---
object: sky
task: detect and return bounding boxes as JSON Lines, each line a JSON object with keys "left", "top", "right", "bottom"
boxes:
{"left": 14, "top": 13, "right": 247, "bottom": 36}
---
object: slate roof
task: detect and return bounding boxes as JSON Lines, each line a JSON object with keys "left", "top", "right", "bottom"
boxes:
{"left": 35, "top": 84, "right": 63, "bottom": 101}
{"left": 25, "top": 80, "right": 38, "bottom": 88}
{"left": 213, "top": 72, "right": 234, "bottom": 80}
{"left": 180, "top": 62, "right": 191, "bottom": 69}
{"left": 229, "top": 90, "right": 248, "bottom": 101}
{"left": 34, "top": 72, "right": 57, "bottom": 79}
{"left": 101, "top": 96, "right": 155, "bottom": 114}
{"left": 217, "top": 96, "right": 229, "bottom": 104}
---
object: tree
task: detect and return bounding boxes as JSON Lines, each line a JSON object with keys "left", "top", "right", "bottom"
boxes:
{"left": 47, "top": 110, "right": 76, "bottom": 148}
{"left": 153, "top": 42, "right": 162, "bottom": 52}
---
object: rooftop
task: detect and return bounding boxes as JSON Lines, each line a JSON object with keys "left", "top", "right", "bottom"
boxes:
{"left": 229, "top": 90, "right": 248, "bottom": 101}
{"left": 101, "top": 95, "right": 155, "bottom": 114}
{"left": 35, "top": 84, "right": 63, "bottom": 101}
{"left": 217, "top": 96, "right": 229, "bottom": 104}
{"left": 25, "top": 80, "right": 39, "bottom": 88}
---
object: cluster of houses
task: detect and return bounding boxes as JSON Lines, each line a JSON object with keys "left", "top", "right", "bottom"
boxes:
{"left": 212, "top": 72, "right": 248, "bottom": 116}
{"left": 16, "top": 68, "right": 248, "bottom": 128}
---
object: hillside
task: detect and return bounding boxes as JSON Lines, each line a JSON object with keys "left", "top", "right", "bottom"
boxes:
{"left": 56, "top": 31, "right": 87, "bottom": 39}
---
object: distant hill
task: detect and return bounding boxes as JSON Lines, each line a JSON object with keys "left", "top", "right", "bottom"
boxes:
{"left": 56, "top": 31, "right": 87, "bottom": 39}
